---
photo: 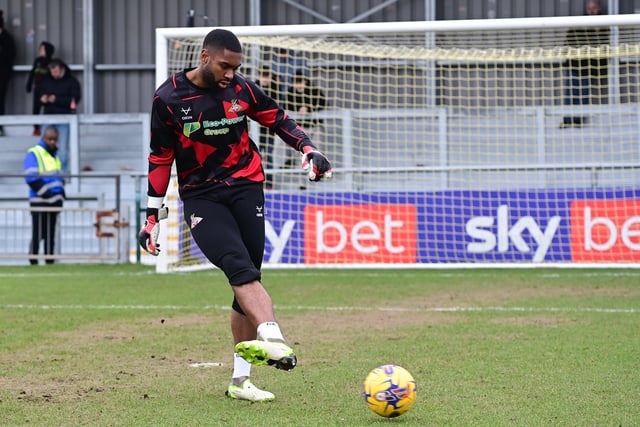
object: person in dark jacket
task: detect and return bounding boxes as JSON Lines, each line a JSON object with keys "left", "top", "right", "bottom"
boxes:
{"left": 26, "top": 41, "right": 56, "bottom": 136}
{"left": 283, "top": 69, "right": 327, "bottom": 168}
{"left": 24, "top": 126, "right": 66, "bottom": 265}
{"left": 255, "top": 66, "right": 282, "bottom": 188}
{"left": 37, "top": 58, "right": 81, "bottom": 173}
{"left": 0, "top": 10, "right": 16, "bottom": 137}
{"left": 560, "top": 0, "right": 610, "bottom": 128}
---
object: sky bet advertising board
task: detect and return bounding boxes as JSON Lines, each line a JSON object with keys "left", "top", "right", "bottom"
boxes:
{"left": 262, "top": 189, "right": 640, "bottom": 264}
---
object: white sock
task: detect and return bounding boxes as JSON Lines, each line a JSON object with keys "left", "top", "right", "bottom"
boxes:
{"left": 232, "top": 353, "right": 251, "bottom": 380}
{"left": 257, "top": 321, "right": 285, "bottom": 342}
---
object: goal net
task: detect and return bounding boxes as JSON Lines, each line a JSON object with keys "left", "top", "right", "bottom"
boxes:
{"left": 153, "top": 15, "right": 640, "bottom": 272}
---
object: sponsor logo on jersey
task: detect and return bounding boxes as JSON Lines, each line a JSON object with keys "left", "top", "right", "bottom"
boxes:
{"left": 181, "top": 106, "right": 193, "bottom": 120}
{"left": 183, "top": 122, "right": 201, "bottom": 137}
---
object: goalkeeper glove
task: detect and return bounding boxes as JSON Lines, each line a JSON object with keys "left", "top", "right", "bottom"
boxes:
{"left": 301, "top": 148, "right": 333, "bottom": 182}
{"left": 138, "top": 205, "right": 168, "bottom": 256}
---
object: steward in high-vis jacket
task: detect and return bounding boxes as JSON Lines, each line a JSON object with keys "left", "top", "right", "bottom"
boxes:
{"left": 23, "top": 126, "right": 65, "bottom": 265}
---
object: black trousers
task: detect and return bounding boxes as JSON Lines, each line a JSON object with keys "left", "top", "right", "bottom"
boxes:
{"left": 30, "top": 210, "right": 59, "bottom": 265}
{"left": 31, "top": 90, "right": 44, "bottom": 130}
{"left": 182, "top": 184, "right": 266, "bottom": 314}
{"left": 182, "top": 183, "right": 265, "bottom": 285}
{"left": 0, "top": 72, "right": 10, "bottom": 130}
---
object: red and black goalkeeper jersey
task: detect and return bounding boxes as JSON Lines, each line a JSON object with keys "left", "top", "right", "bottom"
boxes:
{"left": 147, "top": 70, "right": 314, "bottom": 199}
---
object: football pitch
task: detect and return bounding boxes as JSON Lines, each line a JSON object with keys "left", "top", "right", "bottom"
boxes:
{"left": 1, "top": 264, "right": 638, "bottom": 426}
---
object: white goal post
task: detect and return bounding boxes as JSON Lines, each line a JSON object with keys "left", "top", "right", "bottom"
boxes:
{"left": 153, "top": 15, "right": 640, "bottom": 272}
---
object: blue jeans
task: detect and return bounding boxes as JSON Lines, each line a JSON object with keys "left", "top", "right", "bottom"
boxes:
{"left": 563, "top": 69, "right": 590, "bottom": 125}
{"left": 564, "top": 71, "right": 590, "bottom": 107}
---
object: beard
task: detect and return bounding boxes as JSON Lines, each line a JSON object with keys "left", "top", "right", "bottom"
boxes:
{"left": 202, "top": 67, "right": 228, "bottom": 89}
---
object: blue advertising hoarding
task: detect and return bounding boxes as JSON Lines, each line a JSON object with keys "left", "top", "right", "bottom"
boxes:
{"left": 263, "top": 188, "right": 640, "bottom": 264}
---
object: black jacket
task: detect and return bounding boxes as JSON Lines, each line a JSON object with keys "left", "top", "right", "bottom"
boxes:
{"left": 148, "top": 71, "right": 316, "bottom": 198}
{"left": 0, "top": 28, "right": 16, "bottom": 78}
{"left": 284, "top": 85, "right": 327, "bottom": 128}
{"left": 26, "top": 42, "right": 55, "bottom": 92}
{"left": 37, "top": 65, "right": 82, "bottom": 114}
{"left": 564, "top": 26, "right": 610, "bottom": 76}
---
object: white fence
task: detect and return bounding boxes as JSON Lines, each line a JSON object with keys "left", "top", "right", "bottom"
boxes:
{"left": 0, "top": 175, "right": 131, "bottom": 265}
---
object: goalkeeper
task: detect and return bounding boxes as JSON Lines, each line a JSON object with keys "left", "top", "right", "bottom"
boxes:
{"left": 139, "top": 28, "right": 332, "bottom": 402}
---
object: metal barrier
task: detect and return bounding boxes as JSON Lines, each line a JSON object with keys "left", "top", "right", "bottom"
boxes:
{"left": 0, "top": 175, "right": 130, "bottom": 265}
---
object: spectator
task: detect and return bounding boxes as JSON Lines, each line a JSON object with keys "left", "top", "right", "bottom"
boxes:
{"left": 23, "top": 126, "right": 66, "bottom": 265}
{"left": 0, "top": 10, "right": 16, "bottom": 137}
{"left": 256, "top": 65, "right": 281, "bottom": 105}
{"left": 272, "top": 47, "right": 303, "bottom": 91}
{"left": 283, "top": 69, "right": 327, "bottom": 168}
{"left": 26, "top": 41, "right": 56, "bottom": 136}
{"left": 38, "top": 58, "right": 81, "bottom": 174}
{"left": 255, "top": 66, "right": 281, "bottom": 188}
{"left": 560, "top": 0, "right": 610, "bottom": 128}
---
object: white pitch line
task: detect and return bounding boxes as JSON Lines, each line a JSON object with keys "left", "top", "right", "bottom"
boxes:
{"left": 1, "top": 270, "right": 639, "bottom": 280}
{"left": 0, "top": 271, "right": 159, "bottom": 278}
{"left": 0, "top": 304, "right": 637, "bottom": 314}
{"left": 189, "top": 362, "right": 224, "bottom": 368}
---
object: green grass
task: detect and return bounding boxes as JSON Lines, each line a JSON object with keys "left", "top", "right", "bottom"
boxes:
{"left": 0, "top": 264, "right": 639, "bottom": 426}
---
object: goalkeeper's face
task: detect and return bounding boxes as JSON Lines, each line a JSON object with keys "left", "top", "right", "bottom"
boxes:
{"left": 201, "top": 48, "right": 242, "bottom": 90}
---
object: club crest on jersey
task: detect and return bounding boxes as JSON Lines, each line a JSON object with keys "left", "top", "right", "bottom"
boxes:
{"left": 190, "top": 213, "right": 203, "bottom": 229}
{"left": 228, "top": 99, "right": 242, "bottom": 113}
{"left": 183, "top": 122, "right": 201, "bottom": 137}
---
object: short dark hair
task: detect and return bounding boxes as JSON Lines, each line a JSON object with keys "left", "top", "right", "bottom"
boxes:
{"left": 293, "top": 69, "right": 309, "bottom": 83}
{"left": 48, "top": 58, "right": 67, "bottom": 69}
{"left": 203, "top": 29, "right": 242, "bottom": 53}
{"left": 43, "top": 125, "right": 59, "bottom": 135}
{"left": 258, "top": 66, "right": 272, "bottom": 76}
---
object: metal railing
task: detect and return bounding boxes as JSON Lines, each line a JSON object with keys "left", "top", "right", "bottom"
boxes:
{"left": 0, "top": 175, "right": 130, "bottom": 265}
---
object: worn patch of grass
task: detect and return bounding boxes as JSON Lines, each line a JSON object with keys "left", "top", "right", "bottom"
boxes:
{"left": 0, "top": 265, "right": 638, "bottom": 426}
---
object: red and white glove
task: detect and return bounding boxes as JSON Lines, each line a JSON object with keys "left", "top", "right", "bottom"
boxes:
{"left": 301, "top": 147, "right": 333, "bottom": 182}
{"left": 138, "top": 205, "right": 168, "bottom": 256}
